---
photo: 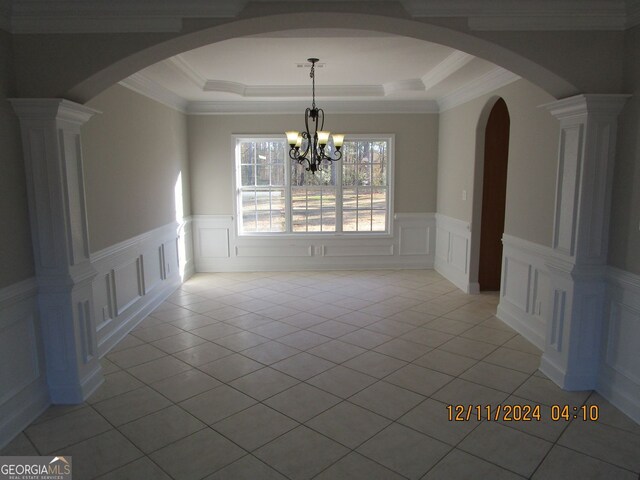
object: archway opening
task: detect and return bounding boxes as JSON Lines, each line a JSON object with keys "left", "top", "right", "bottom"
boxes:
{"left": 478, "top": 98, "right": 510, "bottom": 291}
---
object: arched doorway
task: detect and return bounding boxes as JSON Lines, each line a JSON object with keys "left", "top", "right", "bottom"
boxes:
{"left": 478, "top": 98, "right": 510, "bottom": 291}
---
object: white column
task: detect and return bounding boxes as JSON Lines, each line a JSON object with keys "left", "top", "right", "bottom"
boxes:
{"left": 540, "top": 94, "right": 629, "bottom": 390}
{"left": 10, "top": 99, "right": 103, "bottom": 404}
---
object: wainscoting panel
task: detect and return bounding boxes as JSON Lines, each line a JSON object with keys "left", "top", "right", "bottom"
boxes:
{"left": 91, "top": 221, "right": 191, "bottom": 357}
{"left": 496, "top": 234, "right": 555, "bottom": 350}
{"left": 192, "top": 213, "right": 435, "bottom": 272}
{"left": 434, "top": 214, "right": 473, "bottom": 293}
{"left": 599, "top": 268, "right": 640, "bottom": 424}
{"left": 0, "top": 278, "right": 49, "bottom": 450}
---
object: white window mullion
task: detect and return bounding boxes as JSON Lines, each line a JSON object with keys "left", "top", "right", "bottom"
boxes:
{"left": 336, "top": 160, "right": 343, "bottom": 233}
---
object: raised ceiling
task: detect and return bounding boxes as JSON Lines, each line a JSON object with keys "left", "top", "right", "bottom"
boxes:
{"left": 124, "top": 29, "right": 520, "bottom": 114}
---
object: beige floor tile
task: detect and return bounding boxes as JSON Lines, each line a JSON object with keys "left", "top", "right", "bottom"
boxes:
{"left": 424, "top": 316, "right": 474, "bottom": 335}
{"left": 190, "top": 322, "right": 243, "bottom": 341}
{"left": 127, "top": 355, "right": 192, "bottom": 384}
{"left": 558, "top": 419, "right": 640, "bottom": 472}
{"left": 205, "top": 455, "right": 287, "bottom": 480}
{"left": 265, "top": 383, "right": 341, "bottom": 422}
{"left": 131, "top": 323, "right": 184, "bottom": 342}
{"left": 213, "top": 404, "right": 298, "bottom": 451}
{"left": 399, "top": 327, "right": 454, "bottom": 347}
{"left": 339, "top": 329, "right": 393, "bottom": 349}
{"left": 250, "top": 321, "right": 299, "bottom": 339}
{"left": 513, "top": 375, "right": 591, "bottom": 407}
{"left": 459, "top": 422, "right": 552, "bottom": 477}
{"left": 307, "top": 365, "right": 378, "bottom": 398}
{"left": 96, "top": 457, "right": 172, "bottom": 479}
{"left": 373, "top": 338, "right": 432, "bottom": 361}
{"left": 357, "top": 423, "right": 451, "bottom": 479}
{"left": 150, "top": 428, "right": 245, "bottom": 480}
{"left": 306, "top": 401, "right": 390, "bottom": 448}
{"left": 242, "top": 340, "right": 300, "bottom": 364}
{"left": 585, "top": 392, "right": 640, "bottom": 436}
{"left": 424, "top": 449, "right": 523, "bottom": 480}
{"left": 277, "top": 330, "right": 332, "bottom": 350}
{"left": 93, "top": 386, "right": 172, "bottom": 426}
{"left": 25, "top": 406, "right": 112, "bottom": 454}
{"left": 398, "top": 398, "right": 481, "bottom": 446}
{"left": 460, "top": 362, "right": 530, "bottom": 393}
{"left": 213, "top": 331, "right": 270, "bottom": 351}
{"left": 413, "top": 349, "right": 478, "bottom": 376}
{"left": 173, "top": 342, "right": 234, "bottom": 366}
{"left": 483, "top": 346, "right": 541, "bottom": 374}
{"left": 151, "top": 369, "right": 221, "bottom": 402}
{"left": 106, "top": 343, "right": 167, "bottom": 368}
{"left": 109, "top": 334, "right": 145, "bottom": 353}
{"left": 499, "top": 395, "right": 570, "bottom": 442}
{"left": 343, "top": 351, "right": 407, "bottom": 378}
{"left": 432, "top": 378, "right": 509, "bottom": 406}
{"left": 150, "top": 331, "right": 208, "bottom": 354}
{"left": 118, "top": 405, "right": 205, "bottom": 454}
{"left": 314, "top": 452, "right": 405, "bottom": 480}
{"left": 180, "top": 385, "right": 256, "bottom": 425}
{"left": 349, "top": 381, "right": 424, "bottom": 420}
{"left": 87, "top": 370, "right": 143, "bottom": 404}
{"left": 384, "top": 363, "right": 453, "bottom": 396}
{"left": 460, "top": 325, "right": 517, "bottom": 346}
{"left": 254, "top": 426, "right": 349, "bottom": 480}
{"left": 532, "top": 445, "right": 638, "bottom": 480}
{"left": 198, "top": 353, "right": 263, "bottom": 382}
{"left": 0, "top": 432, "right": 38, "bottom": 456}
{"left": 59, "top": 430, "right": 142, "bottom": 479}
{"left": 438, "top": 336, "right": 498, "bottom": 360}
{"left": 271, "top": 352, "right": 335, "bottom": 380}
{"left": 230, "top": 367, "right": 299, "bottom": 400}
{"left": 502, "top": 334, "right": 542, "bottom": 355}
{"left": 307, "top": 339, "right": 366, "bottom": 363}
{"left": 308, "top": 320, "right": 359, "bottom": 338}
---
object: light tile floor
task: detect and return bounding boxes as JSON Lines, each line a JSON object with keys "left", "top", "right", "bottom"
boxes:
{"left": 3, "top": 270, "right": 640, "bottom": 479}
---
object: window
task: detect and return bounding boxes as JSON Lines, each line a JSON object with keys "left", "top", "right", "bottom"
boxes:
{"left": 235, "top": 135, "right": 393, "bottom": 234}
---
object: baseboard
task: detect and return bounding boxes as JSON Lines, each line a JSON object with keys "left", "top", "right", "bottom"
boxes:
{"left": 0, "top": 381, "right": 49, "bottom": 451}
{"left": 496, "top": 302, "right": 545, "bottom": 350}
{"left": 434, "top": 258, "right": 473, "bottom": 293}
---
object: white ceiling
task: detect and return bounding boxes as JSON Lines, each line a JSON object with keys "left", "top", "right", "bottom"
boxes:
{"left": 127, "top": 29, "right": 519, "bottom": 114}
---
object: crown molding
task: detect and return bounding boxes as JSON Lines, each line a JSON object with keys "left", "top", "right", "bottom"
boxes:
{"left": 186, "top": 99, "right": 439, "bottom": 115}
{"left": 437, "top": 67, "right": 521, "bottom": 112}
{"left": 421, "top": 51, "right": 474, "bottom": 92}
{"left": 203, "top": 81, "right": 385, "bottom": 98}
{"left": 119, "top": 73, "right": 188, "bottom": 113}
{"left": 3, "top": 0, "right": 636, "bottom": 33}
{"left": 166, "top": 55, "right": 206, "bottom": 89}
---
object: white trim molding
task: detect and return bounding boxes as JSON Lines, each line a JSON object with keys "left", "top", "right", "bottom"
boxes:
{"left": 539, "top": 94, "right": 629, "bottom": 391}
{"left": 496, "top": 235, "right": 560, "bottom": 350}
{"left": 91, "top": 221, "right": 192, "bottom": 356}
{"left": 598, "top": 267, "right": 640, "bottom": 424}
{"left": 438, "top": 67, "right": 521, "bottom": 112}
{"left": 0, "top": 278, "right": 49, "bottom": 450}
{"left": 192, "top": 213, "right": 435, "bottom": 272}
{"left": 434, "top": 213, "right": 476, "bottom": 294}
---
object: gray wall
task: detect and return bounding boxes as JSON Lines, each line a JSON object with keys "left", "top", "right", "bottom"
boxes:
{"left": 0, "top": 31, "right": 33, "bottom": 288}
{"left": 188, "top": 113, "right": 438, "bottom": 216}
{"left": 609, "top": 25, "right": 640, "bottom": 275}
{"left": 437, "top": 79, "right": 559, "bottom": 247}
{"left": 83, "top": 85, "right": 191, "bottom": 253}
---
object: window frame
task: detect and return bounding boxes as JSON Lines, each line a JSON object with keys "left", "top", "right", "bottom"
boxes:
{"left": 232, "top": 133, "right": 395, "bottom": 238}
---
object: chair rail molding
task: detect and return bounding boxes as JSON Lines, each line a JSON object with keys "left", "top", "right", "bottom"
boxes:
{"left": 10, "top": 98, "right": 104, "bottom": 404}
{"left": 539, "top": 94, "right": 630, "bottom": 391}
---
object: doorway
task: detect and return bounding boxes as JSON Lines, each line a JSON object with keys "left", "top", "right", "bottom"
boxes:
{"left": 478, "top": 98, "right": 510, "bottom": 291}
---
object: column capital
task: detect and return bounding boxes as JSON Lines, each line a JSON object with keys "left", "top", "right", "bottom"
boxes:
{"left": 10, "top": 98, "right": 101, "bottom": 126}
{"left": 542, "top": 94, "right": 630, "bottom": 120}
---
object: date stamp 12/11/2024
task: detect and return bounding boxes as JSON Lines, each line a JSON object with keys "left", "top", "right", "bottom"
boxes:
{"left": 446, "top": 404, "right": 600, "bottom": 422}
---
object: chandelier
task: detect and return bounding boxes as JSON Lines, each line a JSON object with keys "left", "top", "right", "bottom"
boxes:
{"left": 285, "top": 58, "right": 344, "bottom": 174}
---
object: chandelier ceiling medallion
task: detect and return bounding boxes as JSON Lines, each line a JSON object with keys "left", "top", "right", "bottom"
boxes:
{"left": 285, "top": 58, "right": 344, "bottom": 174}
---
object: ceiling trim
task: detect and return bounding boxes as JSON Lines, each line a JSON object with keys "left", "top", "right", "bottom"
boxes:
{"left": 203, "top": 81, "right": 386, "bottom": 98}
{"left": 186, "top": 99, "right": 440, "bottom": 115}
{"left": 166, "top": 56, "right": 206, "bottom": 89}
{"left": 421, "top": 51, "right": 474, "bottom": 92}
{"left": 4, "top": 0, "right": 636, "bottom": 33}
{"left": 119, "top": 73, "right": 187, "bottom": 113}
{"left": 437, "top": 67, "right": 521, "bottom": 112}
